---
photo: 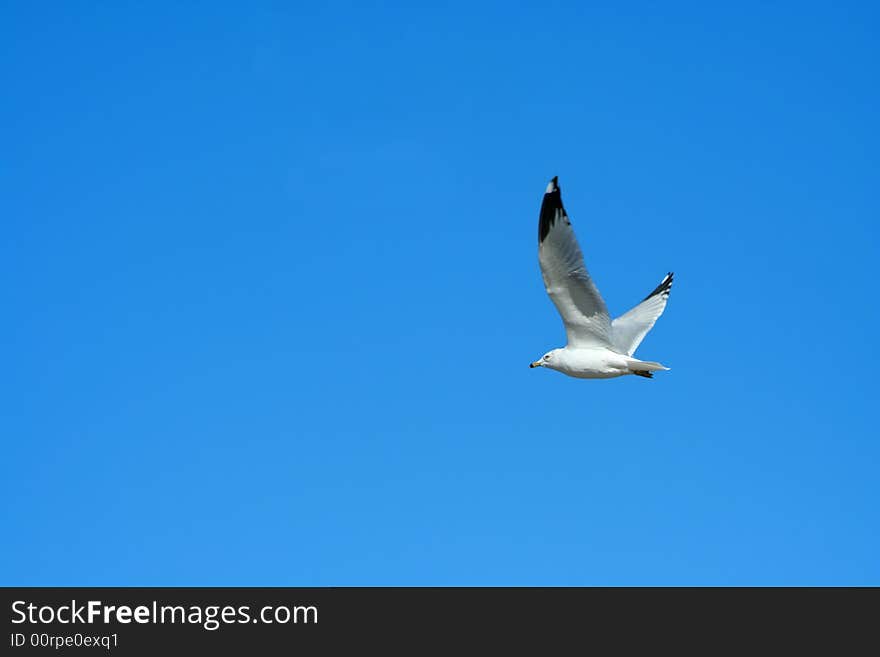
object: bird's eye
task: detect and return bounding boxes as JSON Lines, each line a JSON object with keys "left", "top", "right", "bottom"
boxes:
{"left": 543, "top": 354, "right": 551, "bottom": 360}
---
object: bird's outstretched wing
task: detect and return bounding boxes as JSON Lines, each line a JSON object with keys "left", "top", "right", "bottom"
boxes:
{"left": 611, "top": 272, "right": 673, "bottom": 356}
{"left": 537, "top": 177, "right": 612, "bottom": 348}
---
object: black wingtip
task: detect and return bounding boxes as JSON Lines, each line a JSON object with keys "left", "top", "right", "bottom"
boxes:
{"left": 642, "top": 272, "right": 674, "bottom": 301}
{"left": 538, "top": 176, "right": 566, "bottom": 243}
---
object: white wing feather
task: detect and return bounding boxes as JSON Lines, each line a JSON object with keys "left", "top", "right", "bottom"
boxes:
{"left": 611, "top": 273, "right": 673, "bottom": 356}
{"left": 537, "top": 178, "right": 613, "bottom": 348}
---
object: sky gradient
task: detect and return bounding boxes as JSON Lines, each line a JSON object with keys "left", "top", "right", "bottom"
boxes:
{"left": 2, "top": 1, "right": 878, "bottom": 585}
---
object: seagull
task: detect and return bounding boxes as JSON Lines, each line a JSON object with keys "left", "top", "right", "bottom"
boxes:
{"left": 530, "top": 176, "right": 673, "bottom": 379}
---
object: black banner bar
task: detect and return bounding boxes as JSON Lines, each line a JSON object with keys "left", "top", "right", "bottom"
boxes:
{"left": 2, "top": 587, "right": 876, "bottom": 653}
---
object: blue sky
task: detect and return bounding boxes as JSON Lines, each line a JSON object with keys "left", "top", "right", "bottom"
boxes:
{"left": 2, "top": 1, "right": 877, "bottom": 585}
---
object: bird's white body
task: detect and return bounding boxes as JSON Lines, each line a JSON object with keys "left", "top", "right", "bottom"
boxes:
{"left": 540, "top": 347, "right": 669, "bottom": 380}
{"left": 530, "top": 177, "right": 674, "bottom": 380}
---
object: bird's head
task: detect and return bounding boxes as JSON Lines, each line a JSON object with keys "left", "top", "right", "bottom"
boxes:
{"left": 530, "top": 349, "right": 560, "bottom": 369}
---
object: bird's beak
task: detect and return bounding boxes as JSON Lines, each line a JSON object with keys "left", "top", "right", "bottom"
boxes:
{"left": 529, "top": 360, "right": 542, "bottom": 368}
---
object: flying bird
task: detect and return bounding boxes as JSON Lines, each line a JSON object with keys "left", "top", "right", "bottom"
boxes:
{"left": 530, "top": 176, "right": 673, "bottom": 379}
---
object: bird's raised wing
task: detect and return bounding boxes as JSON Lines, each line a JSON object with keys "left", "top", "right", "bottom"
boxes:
{"left": 611, "top": 273, "right": 673, "bottom": 356}
{"left": 537, "top": 177, "right": 612, "bottom": 348}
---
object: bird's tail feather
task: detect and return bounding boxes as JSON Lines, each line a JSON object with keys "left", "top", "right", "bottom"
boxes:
{"left": 626, "top": 358, "right": 669, "bottom": 375}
